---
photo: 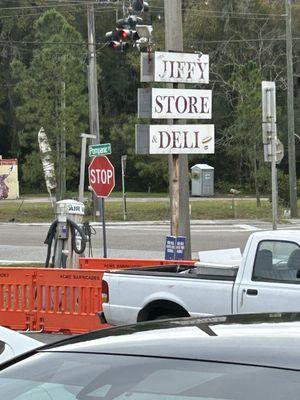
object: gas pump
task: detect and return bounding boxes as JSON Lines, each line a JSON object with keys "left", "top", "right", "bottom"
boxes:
{"left": 44, "top": 199, "right": 87, "bottom": 269}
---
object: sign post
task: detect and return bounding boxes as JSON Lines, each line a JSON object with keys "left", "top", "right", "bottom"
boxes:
{"left": 262, "top": 81, "right": 279, "bottom": 230}
{"left": 79, "top": 133, "right": 96, "bottom": 203}
{"left": 121, "top": 155, "right": 127, "bottom": 221}
{"left": 88, "top": 156, "right": 115, "bottom": 257}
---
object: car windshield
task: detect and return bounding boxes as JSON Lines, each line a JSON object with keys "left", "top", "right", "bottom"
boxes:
{"left": 0, "top": 352, "right": 299, "bottom": 400}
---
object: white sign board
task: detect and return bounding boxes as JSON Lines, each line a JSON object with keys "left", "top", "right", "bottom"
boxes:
{"left": 154, "top": 51, "right": 209, "bottom": 84}
{"left": 198, "top": 248, "right": 242, "bottom": 265}
{"left": 152, "top": 88, "right": 212, "bottom": 119}
{"left": 149, "top": 125, "right": 214, "bottom": 154}
{"left": 262, "top": 81, "right": 276, "bottom": 123}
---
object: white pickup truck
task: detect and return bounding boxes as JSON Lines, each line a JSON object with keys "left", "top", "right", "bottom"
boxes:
{"left": 102, "top": 230, "right": 300, "bottom": 325}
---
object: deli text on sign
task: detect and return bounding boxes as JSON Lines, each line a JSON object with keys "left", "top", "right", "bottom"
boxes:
{"left": 149, "top": 125, "right": 214, "bottom": 154}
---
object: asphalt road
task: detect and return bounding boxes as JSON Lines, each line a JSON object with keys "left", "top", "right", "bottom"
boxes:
{"left": 2, "top": 218, "right": 300, "bottom": 344}
{"left": 1, "top": 219, "right": 300, "bottom": 263}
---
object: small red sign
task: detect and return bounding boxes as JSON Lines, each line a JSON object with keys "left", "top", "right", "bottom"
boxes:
{"left": 88, "top": 156, "right": 115, "bottom": 198}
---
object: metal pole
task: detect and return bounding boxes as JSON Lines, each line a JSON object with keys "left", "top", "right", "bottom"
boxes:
{"left": 121, "top": 156, "right": 127, "bottom": 221}
{"left": 87, "top": 4, "right": 108, "bottom": 256}
{"left": 286, "top": 0, "right": 298, "bottom": 217}
{"left": 61, "top": 79, "right": 66, "bottom": 199}
{"left": 164, "top": 0, "right": 191, "bottom": 258}
{"left": 79, "top": 133, "right": 96, "bottom": 203}
{"left": 79, "top": 135, "right": 87, "bottom": 203}
{"left": 271, "top": 136, "right": 278, "bottom": 230}
{"left": 101, "top": 198, "right": 107, "bottom": 258}
{"left": 268, "top": 88, "right": 278, "bottom": 230}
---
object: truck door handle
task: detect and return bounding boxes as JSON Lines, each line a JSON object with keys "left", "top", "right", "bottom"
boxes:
{"left": 246, "top": 289, "right": 258, "bottom": 296}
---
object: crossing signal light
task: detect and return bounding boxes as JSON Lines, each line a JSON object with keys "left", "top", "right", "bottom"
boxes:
{"left": 105, "top": 29, "right": 131, "bottom": 41}
{"left": 108, "top": 41, "right": 129, "bottom": 51}
{"left": 105, "top": 29, "right": 130, "bottom": 51}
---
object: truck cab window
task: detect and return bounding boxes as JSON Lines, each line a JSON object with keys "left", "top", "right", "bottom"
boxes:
{"left": 253, "top": 240, "right": 300, "bottom": 283}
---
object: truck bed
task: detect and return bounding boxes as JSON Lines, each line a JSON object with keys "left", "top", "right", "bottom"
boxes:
{"left": 108, "top": 264, "right": 237, "bottom": 281}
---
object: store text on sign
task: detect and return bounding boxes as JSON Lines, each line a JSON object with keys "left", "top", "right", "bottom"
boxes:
{"left": 152, "top": 88, "right": 212, "bottom": 119}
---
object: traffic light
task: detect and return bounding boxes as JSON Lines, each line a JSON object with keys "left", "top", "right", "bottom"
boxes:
{"left": 105, "top": 29, "right": 132, "bottom": 51}
{"left": 108, "top": 41, "right": 129, "bottom": 51}
{"left": 132, "top": 0, "right": 149, "bottom": 12}
{"left": 105, "top": 1, "right": 151, "bottom": 51}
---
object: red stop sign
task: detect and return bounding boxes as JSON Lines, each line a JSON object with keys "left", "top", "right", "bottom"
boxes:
{"left": 88, "top": 156, "right": 115, "bottom": 198}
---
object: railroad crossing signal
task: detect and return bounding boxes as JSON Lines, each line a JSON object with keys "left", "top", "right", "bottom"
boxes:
{"left": 88, "top": 156, "right": 115, "bottom": 198}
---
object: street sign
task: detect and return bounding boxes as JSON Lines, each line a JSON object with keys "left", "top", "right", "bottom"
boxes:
{"left": 175, "top": 236, "right": 186, "bottom": 260}
{"left": 264, "top": 139, "right": 284, "bottom": 164}
{"left": 165, "top": 235, "right": 186, "bottom": 260}
{"left": 140, "top": 51, "right": 209, "bottom": 84}
{"left": 262, "top": 81, "right": 276, "bottom": 123}
{"left": 89, "top": 143, "right": 111, "bottom": 157}
{"left": 165, "top": 236, "right": 176, "bottom": 260}
{"left": 88, "top": 156, "right": 115, "bottom": 198}
{"left": 138, "top": 88, "right": 212, "bottom": 119}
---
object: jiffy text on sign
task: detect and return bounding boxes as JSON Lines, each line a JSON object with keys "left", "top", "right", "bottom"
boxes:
{"left": 152, "top": 88, "right": 212, "bottom": 119}
{"left": 149, "top": 125, "right": 214, "bottom": 154}
{"left": 154, "top": 52, "right": 209, "bottom": 84}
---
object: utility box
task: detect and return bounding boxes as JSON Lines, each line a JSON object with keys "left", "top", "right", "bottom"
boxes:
{"left": 55, "top": 200, "right": 85, "bottom": 269}
{"left": 191, "top": 164, "right": 214, "bottom": 197}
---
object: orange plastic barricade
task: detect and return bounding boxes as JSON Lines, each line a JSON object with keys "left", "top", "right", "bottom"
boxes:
{"left": 0, "top": 261, "right": 196, "bottom": 334}
{"left": 0, "top": 268, "right": 105, "bottom": 334}
{"left": 35, "top": 269, "right": 105, "bottom": 334}
{"left": 80, "top": 257, "right": 195, "bottom": 270}
{"left": 0, "top": 268, "right": 35, "bottom": 331}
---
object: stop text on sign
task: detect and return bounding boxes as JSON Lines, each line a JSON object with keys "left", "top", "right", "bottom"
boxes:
{"left": 88, "top": 156, "right": 115, "bottom": 198}
{"left": 149, "top": 125, "right": 214, "bottom": 154}
{"left": 90, "top": 169, "right": 113, "bottom": 185}
{"left": 154, "top": 52, "right": 209, "bottom": 84}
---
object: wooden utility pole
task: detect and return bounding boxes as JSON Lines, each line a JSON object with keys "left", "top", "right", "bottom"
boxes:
{"left": 286, "top": 0, "right": 298, "bottom": 217}
{"left": 87, "top": 4, "right": 100, "bottom": 143}
{"left": 164, "top": 0, "right": 191, "bottom": 258}
{"left": 87, "top": 3, "right": 107, "bottom": 257}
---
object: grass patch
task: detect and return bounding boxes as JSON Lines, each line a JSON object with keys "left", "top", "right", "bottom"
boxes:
{"left": 190, "top": 199, "right": 275, "bottom": 220}
{"left": 0, "top": 198, "right": 282, "bottom": 223}
{"left": 21, "top": 191, "right": 168, "bottom": 199}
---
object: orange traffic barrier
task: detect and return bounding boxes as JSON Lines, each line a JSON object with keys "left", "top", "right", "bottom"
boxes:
{"left": 0, "top": 268, "right": 105, "bottom": 334}
{"left": 35, "top": 269, "right": 105, "bottom": 334}
{"left": 80, "top": 257, "right": 195, "bottom": 270}
{"left": 0, "top": 268, "right": 35, "bottom": 331}
{"left": 0, "top": 260, "right": 196, "bottom": 334}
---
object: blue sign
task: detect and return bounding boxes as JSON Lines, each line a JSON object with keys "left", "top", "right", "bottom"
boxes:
{"left": 175, "top": 236, "right": 186, "bottom": 260}
{"left": 165, "top": 235, "right": 186, "bottom": 260}
{"left": 165, "top": 236, "right": 176, "bottom": 260}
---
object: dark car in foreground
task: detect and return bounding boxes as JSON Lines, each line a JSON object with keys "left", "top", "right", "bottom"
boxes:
{"left": 0, "top": 313, "right": 300, "bottom": 399}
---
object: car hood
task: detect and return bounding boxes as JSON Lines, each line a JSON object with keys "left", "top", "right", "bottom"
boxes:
{"left": 43, "top": 313, "right": 300, "bottom": 370}
{"left": 0, "top": 327, "right": 42, "bottom": 363}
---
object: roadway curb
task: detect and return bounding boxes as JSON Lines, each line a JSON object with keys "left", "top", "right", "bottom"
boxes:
{"left": 0, "top": 219, "right": 299, "bottom": 227}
